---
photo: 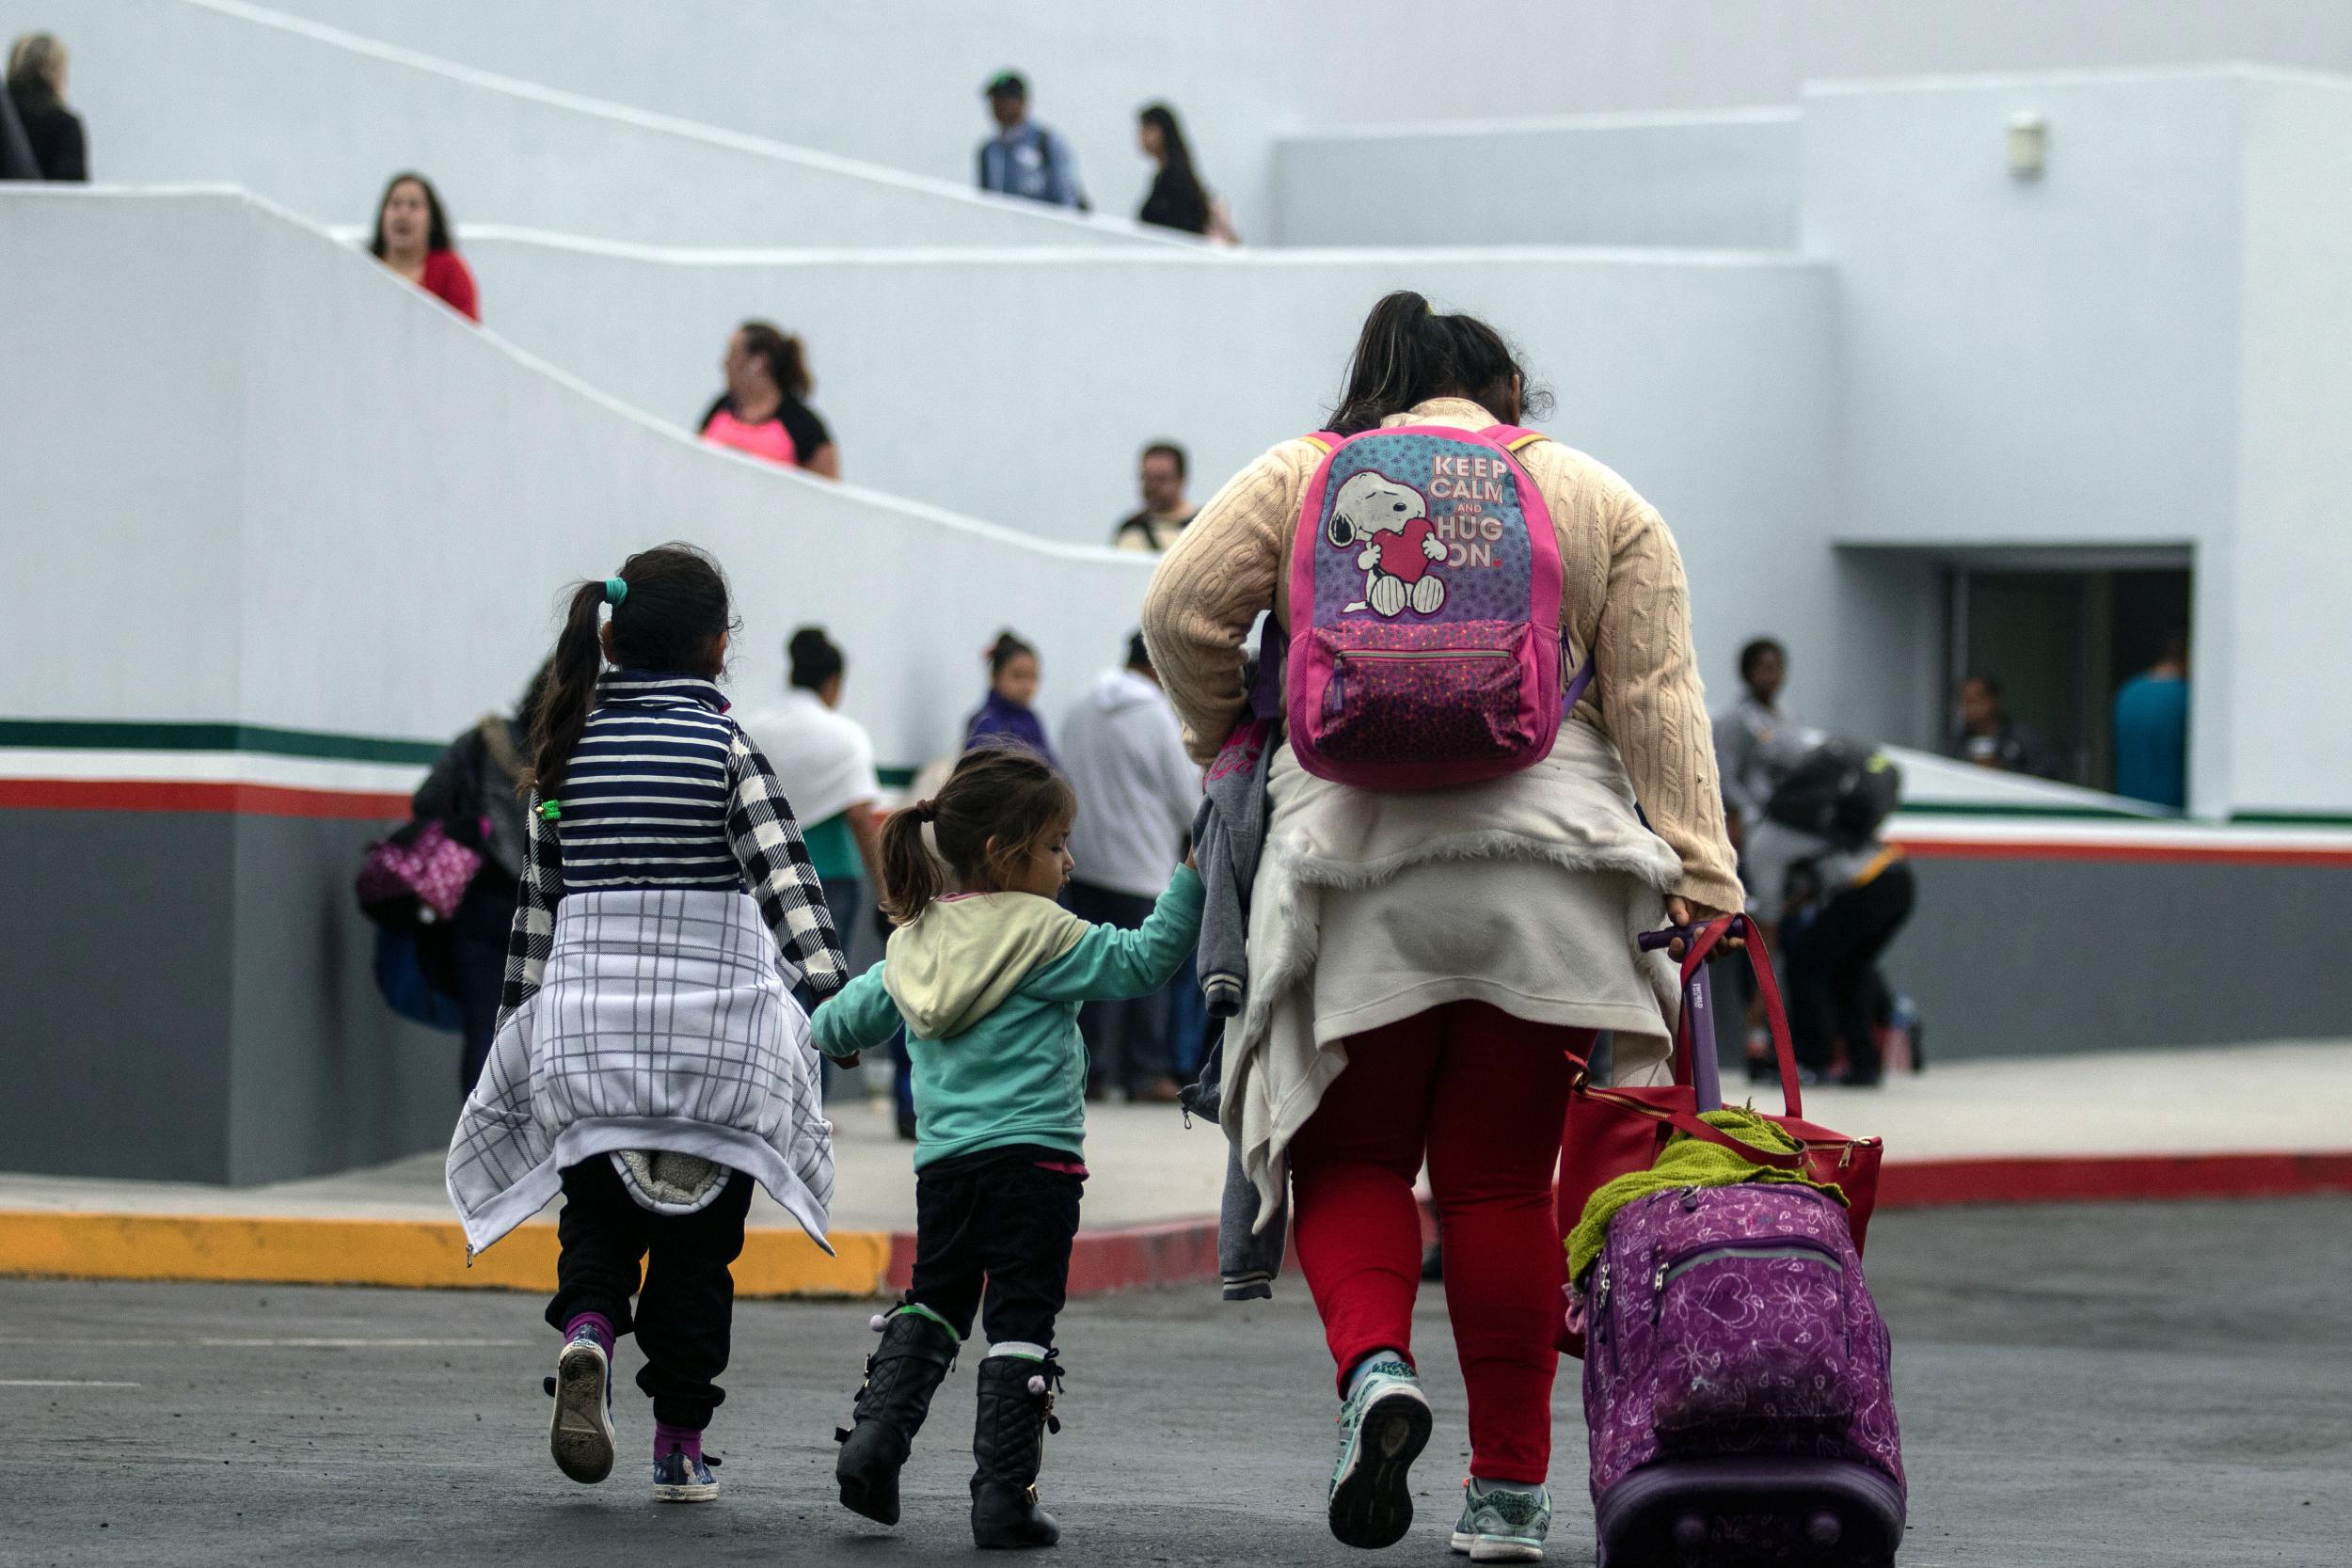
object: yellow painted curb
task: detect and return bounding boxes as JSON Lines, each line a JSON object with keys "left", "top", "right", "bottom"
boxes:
{"left": 0, "top": 1211, "right": 893, "bottom": 1297}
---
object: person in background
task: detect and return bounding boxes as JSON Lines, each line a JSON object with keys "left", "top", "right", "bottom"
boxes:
{"left": 368, "top": 171, "right": 478, "bottom": 322}
{"left": 977, "top": 71, "right": 1085, "bottom": 211}
{"left": 1948, "top": 673, "right": 2058, "bottom": 778}
{"left": 1711, "top": 636, "right": 1807, "bottom": 849}
{"left": 411, "top": 661, "right": 550, "bottom": 1092}
{"left": 965, "top": 631, "right": 1055, "bottom": 765}
{"left": 1743, "top": 812, "right": 1915, "bottom": 1087}
{"left": 698, "top": 322, "right": 839, "bottom": 478}
{"left": 2112, "top": 630, "right": 2190, "bottom": 810}
{"left": 6, "top": 33, "right": 85, "bottom": 181}
{"left": 1113, "top": 441, "right": 1199, "bottom": 553}
{"left": 1136, "top": 103, "right": 1211, "bottom": 236}
{"left": 0, "top": 58, "right": 38, "bottom": 180}
{"left": 735, "top": 627, "right": 885, "bottom": 967}
{"left": 1059, "top": 632, "right": 1202, "bottom": 1102}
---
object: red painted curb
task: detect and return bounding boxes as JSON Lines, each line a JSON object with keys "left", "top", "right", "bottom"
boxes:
{"left": 0, "top": 778, "right": 409, "bottom": 820}
{"left": 920, "top": 1150, "right": 2352, "bottom": 1299}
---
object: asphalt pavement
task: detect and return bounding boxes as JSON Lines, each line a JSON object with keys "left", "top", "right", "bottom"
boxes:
{"left": 3, "top": 1196, "right": 2346, "bottom": 1567}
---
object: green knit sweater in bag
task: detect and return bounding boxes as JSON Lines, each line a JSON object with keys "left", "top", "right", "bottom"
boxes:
{"left": 1566, "top": 1106, "right": 1847, "bottom": 1282}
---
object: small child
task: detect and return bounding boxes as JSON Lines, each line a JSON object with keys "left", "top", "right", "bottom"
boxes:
{"left": 814, "top": 745, "right": 1202, "bottom": 1548}
{"left": 445, "top": 544, "right": 847, "bottom": 1504}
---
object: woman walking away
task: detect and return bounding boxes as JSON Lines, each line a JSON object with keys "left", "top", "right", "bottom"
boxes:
{"left": 6, "top": 33, "right": 85, "bottom": 181}
{"left": 814, "top": 747, "right": 1202, "bottom": 1548}
{"left": 410, "top": 660, "right": 550, "bottom": 1091}
{"left": 1136, "top": 102, "right": 1220, "bottom": 239}
{"left": 699, "top": 321, "right": 840, "bottom": 477}
{"left": 1141, "top": 292, "right": 1740, "bottom": 1558}
{"left": 445, "top": 544, "right": 847, "bottom": 1506}
{"left": 964, "top": 630, "right": 1056, "bottom": 764}
{"left": 368, "top": 171, "right": 478, "bottom": 321}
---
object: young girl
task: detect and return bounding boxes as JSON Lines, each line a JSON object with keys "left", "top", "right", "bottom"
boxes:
{"left": 814, "top": 745, "right": 1201, "bottom": 1548}
{"left": 445, "top": 543, "right": 847, "bottom": 1504}
{"left": 962, "top": 629, "right": 1056, "bottom": 764}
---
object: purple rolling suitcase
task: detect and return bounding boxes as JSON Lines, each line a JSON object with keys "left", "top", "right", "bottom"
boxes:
{"left": 1581, "top": 940, "right": 1906, "bottom": 1565}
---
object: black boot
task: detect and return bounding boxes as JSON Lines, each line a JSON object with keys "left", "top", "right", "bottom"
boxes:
{"left": 969, "top": 1354, "right": 1062, "bottom": 1549}
{"left": 835, "top": 1307, "right": 960, "bottom": 1525}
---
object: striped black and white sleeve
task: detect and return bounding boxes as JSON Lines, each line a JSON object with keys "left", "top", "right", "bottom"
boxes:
{"left": 496, "top": 789, "right": 563, "bottom": 1027}
{"left": 725, "top": 732, "right": 848, "bottom": 999}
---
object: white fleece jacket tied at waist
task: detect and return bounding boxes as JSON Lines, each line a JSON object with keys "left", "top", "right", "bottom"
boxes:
{"left": 445, "top": 888, "right": 835, "bottom": 1255}
{"left": 1222, "top": 720, "right": 1687, "bottom": 1220}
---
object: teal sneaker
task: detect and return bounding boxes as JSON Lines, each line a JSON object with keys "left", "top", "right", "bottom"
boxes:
{"left": 1327, "top": 1354, "right": 1432, "bottom": 1549}
{"left": 1450, "top": 1479, "right": 1552, "bottom": 1562}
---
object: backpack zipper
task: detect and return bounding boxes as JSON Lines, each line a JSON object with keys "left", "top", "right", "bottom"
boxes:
{"left": 1651, "top": 1241, "right": 1844, "bottom": 1322}
{"left": 1326, "top": 647, "right": 1514, "bottom": 715}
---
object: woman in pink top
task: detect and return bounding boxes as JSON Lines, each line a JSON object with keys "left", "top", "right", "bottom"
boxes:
{"left": 698, "top": 321, "right": 839, "bottom": 478}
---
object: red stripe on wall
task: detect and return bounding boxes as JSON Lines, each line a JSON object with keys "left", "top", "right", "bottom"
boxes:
{"left": 1877, "top": 1150, "right": 2352, "bottom": 1206}
{"left": 1891, "top": 836, "right": 2352, "bottom": 868}
{"left": 0, "top": 779, "right": 409, "bottom": 821}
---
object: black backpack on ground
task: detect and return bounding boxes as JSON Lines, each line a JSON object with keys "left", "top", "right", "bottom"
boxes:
{"left": 1763, "top": 737, "right": 1901, "bottom": 849}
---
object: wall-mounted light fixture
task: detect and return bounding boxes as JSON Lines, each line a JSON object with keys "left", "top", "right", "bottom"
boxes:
{"left": 2009, "top": 111, "right": 2048, "bottom": 180}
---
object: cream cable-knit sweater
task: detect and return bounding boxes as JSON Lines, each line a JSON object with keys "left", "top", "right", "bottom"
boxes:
{"left": 1141, "top": 397, "right": 1741, "bottom": 911}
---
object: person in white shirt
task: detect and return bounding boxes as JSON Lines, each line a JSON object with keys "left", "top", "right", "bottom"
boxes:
{"left": 1058, "top": 632, "right": 1202, "bottom": 1101}
{"left": 734, "top": 627, "right": 885, "bottom": 957}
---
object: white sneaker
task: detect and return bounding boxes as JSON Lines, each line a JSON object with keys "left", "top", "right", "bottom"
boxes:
{"left": 548, "top": 1328, "right": 616, "bottom": 1485}
{"left": 1451, "top": 1478, "right": 1552, "bottom": 1561}
{"left": 1327, "top": 1354, "right": 1433, "bottom": 1549}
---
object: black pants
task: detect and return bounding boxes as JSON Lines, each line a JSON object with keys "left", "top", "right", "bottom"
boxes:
{"left": 1782, "top": 863, "right": 1916, "bottom": 1083}
{"left": 1064, "top": 879, "right": 1170, "bottom": 1093}
{"left": 449, "top": 881, "right": 516, "bottom": 1094}
{"left": 907, "top": 1148, "right": 1084, "bottom": 1347}
{"left": 544, "top": 1157, "right": 754, "bottom": 1429}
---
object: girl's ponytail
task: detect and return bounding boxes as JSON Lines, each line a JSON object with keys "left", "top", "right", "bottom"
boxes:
{"left": 524, "top": 579, "right": 609, "bottom": 799}
{"left": 878, "top": 800, "right": 945, "bottom": 927}
{"left": 1327, "top": 289, "right": 1548, "bottom": 435}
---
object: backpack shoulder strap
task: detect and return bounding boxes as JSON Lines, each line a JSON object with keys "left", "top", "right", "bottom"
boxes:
{"left": 1479, "top": 423, "right": 1548, "bottom": 452}
{"left": 1300, "top": 431, "right": 1342, "bottom": 454}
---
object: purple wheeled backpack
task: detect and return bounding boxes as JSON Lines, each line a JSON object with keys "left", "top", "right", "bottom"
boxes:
{"left": 1581, "top": 959, "right": 1905, "bottom": 1565}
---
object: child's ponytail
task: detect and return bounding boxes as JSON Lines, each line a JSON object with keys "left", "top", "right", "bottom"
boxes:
{"left": 878, "top": 800, "right": 946, "bottom": 926}
{"left": 526, "top": 578, "right": 610, "bottom": 799}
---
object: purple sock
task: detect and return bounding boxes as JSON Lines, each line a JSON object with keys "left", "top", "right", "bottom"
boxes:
{"left": 563, "top": 1311, "right": 614, "bottom": 1355}
{"left": 654, "top": 1420, "right": 703, "bottom": 1463}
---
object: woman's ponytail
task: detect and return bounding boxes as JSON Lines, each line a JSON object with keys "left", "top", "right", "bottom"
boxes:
{"left": 524, "top": 579, "right": 608, "bottom": 799}
{"left": 878, "top": 800, "right": 945, "bottom": 927}
{"left": 1327, "top": 289, "right": 1547, "bottom": 435}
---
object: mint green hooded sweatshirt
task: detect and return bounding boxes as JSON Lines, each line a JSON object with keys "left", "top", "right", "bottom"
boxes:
{"left": 811, "top": 866, "right": 1203, "bottom": 1168}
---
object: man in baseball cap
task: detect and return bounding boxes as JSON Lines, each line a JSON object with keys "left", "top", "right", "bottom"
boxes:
{"left": 977, "top": 70, "right": 1087, "bottom": 211}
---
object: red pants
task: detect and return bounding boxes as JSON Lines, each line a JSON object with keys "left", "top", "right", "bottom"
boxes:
{"left": 1288, "top": 1001, "right": 1587, "bottom": 1484}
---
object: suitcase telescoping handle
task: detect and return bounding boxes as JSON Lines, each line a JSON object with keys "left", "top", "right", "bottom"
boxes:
{"left": 1638, "top": 913, "right": 1804, "bottom": 1120}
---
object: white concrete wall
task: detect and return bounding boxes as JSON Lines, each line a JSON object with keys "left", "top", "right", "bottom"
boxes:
{"left": 251, "top": 0, "right": 2352, "bottom": 246}
{"left": 1272, "top": 111, "right": 1800, "bottom": 249}
{"left": 0, "top": 188, "right": 1156, "bottom": 769}
{"left": 455, "top": 234, "right": 1845, "bottom": 712}
{"left": 2232, "top": 73, "right": 2352, "bottom": 818}
{"left": 0, "top": 0, "right": 1169, "bottom": 249}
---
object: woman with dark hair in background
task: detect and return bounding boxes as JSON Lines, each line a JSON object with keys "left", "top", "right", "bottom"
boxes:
{"left": 964, "top": 630, "right": 1055, "bottom": 764}
{"left": 699, "top": 321, "right": 840, "bottom": 478}
{"left": 411, "top": 662, "right": 550, "bottom": 1090}
{"left": 7, "top": 32, "right": 86, "bottom": 181}
{"left": 368, "top": 171, "right": 478, "bottom": 322}
{"left": 1135, "top": 103, "right": 1210, "bottom": 237}
{"left": 1143, "top": 291, "right": 1739, "bottom": 1557}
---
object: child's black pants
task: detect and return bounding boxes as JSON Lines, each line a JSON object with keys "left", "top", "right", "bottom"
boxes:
{"left": 544, "top": 1156, "right": 753, "bottom": 1430}
{"left": 907, "top": 1145, "right": 1084, "bottom": 1347}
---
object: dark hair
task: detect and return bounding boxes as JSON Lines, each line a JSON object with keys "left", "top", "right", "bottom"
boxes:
{"left": 1126, "top": 631, "right": 1152, "bottom": 672}
{"left": 879, "top": 746, "right": 1075, "bottom": 925}
{"left": 1739, "top": 638, "right": 1787, "bottom": 684}
{"left": 788, "top": 626, "right": 844, "bottom": 692}
{"left": 1140, "top": 440, "right": 1187, "bottom": 480}
{"left": 986, "top": 630, "right": 1037, "bottom": 680}
{"left": 368, "top": 171, "right": 453, "bottom": 257}
{"left": 1963, "top": 673, "right": 2003, "bottom": 700}
{"left": 1328, "top": 291, "right": 1551, "bottom": 436}
{"left": 1138, "top": 101, "right": 1207, "bottom": 189}
{"left": 737, "top": 320, "right": 813, "bottom": 401}
{"left": 526, "top": 544, "right": 736, "bottom": 799}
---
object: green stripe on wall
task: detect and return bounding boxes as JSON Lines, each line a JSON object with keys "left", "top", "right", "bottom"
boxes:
{"left": 2229, "top": 810, "right": 2352, "bottom": 827}
{"left": 1897, "top": 799, "right": 2163, "bottom": 822}
{"left": 0, "top": 720, "right": 446, "bottom": 767}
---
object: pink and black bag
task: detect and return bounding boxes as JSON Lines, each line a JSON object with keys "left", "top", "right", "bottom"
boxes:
{"left": 1281, "top": 422, "right": 1592, "bottom": 791}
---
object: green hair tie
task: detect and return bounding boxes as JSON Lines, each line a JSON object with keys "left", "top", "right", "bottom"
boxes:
{"left": 539, "top": 799, "right": 562, "bottom": 821}
{"left": 604, "top": 578, "right": 628, "bottom": 606}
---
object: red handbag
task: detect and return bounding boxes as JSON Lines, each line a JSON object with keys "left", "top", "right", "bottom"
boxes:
{"left": 1555, "top": 913, "right": 1883, "bottom": 1356}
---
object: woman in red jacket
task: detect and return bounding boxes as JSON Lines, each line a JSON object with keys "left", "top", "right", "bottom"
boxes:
{"left": 368, "top": 170, "right": 479, "bottom": 323}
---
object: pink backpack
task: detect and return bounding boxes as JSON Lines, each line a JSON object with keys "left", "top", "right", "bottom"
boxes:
{"left": 1282, "top": 422, "right": 1592, "bottom": 790}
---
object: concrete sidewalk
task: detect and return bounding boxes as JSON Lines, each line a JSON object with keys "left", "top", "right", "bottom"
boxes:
{"left": 4, "top": 1038, "right": 2348, "bottom": 1297}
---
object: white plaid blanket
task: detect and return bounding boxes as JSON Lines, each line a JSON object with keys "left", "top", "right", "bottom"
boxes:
{"left": 446, "top": 888, "right": 834, "bottom": 1255}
